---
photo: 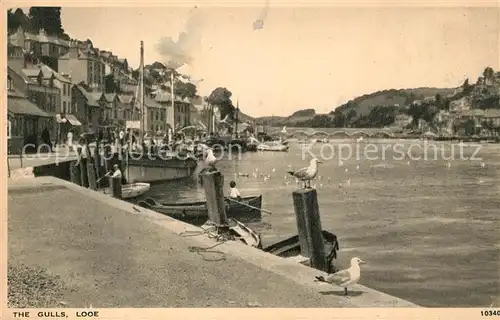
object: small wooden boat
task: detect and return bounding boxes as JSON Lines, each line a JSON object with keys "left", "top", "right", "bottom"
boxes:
{"left": 262, "top": 230, "right": 340, "bottom": 273}
{"left": 201, "top": 218, "right": 262, "bottom": 249}
{"left": 138, "top": 195, "right": 263, "bottom": 225}
{"left": 257, "top": 141, "right": 289, "bottom": 152}
{"left": 99, "top": 182, "right": 151, "bottom": 200}
{"left": 246, "top": 143, "right": 258, "bottom": 152}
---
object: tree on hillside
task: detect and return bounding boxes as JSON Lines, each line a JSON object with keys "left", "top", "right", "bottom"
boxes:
{"left": 346, "top": 109, "right": 357, "bottom": 126}
{"left": 8, "top": 8, "right": 32, "bottom": 33}
{"left": 483, "top": 67, "right": 495, "bottom": 80}
{"left": 28, "top": 7, "right": 65, "bottom": 36}
{"left": 206, "top": 87, "right": 235, "bottom": 120}
{"left": 150, "top": 61, "right": 166, "bottom": 69}
{"left": 175, "top": 82, "right": 197, "bottom": 99}
{"left": 462, "top": 78, "right": 473, "bottom": 95}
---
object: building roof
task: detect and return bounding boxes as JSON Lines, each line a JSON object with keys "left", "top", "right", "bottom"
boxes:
{"left": 8, "top": 94, "right": 50, "bottom": 117}
{"left": 8, "top": 27, "right": 70, "bottom": 48}
{"left": 8, "top": 65, "right": 39, "bottom": 85}
{"left": 37, "top": 64, "right": 71, "bottom": 83}
{"left": 75, "top": 85, "right": 102, "bottom": 107}
{"left": 118, "top": 94, "right": 134, "bottom": 104}
{"left": 144, "top": 95, "right": 162, "bottom": 109}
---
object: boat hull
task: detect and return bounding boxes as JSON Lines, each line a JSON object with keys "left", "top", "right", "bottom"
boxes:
{"left": 262, "top": 230, "right": 340, "bottom": 273}
{"left": 99, "top": 182, "right": 150, "bottom": 200}
{"left": 202, "top": 218, "right": 262, "bottom": 248}
{"left": 125, "top": 153, "right": 198, "bottom": 183}
{"left": 139, "top": 195, "right": 263, "bottom": 225}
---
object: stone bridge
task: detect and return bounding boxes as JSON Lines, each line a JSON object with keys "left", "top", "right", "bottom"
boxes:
{"left": 264, "top": 127, "right": 398, "bottom": 139}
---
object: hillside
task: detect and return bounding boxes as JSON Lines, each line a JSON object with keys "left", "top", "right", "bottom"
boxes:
{"left": 255, "top": 109, "right": 319, "bottom": 126}
{"left": 333, "top": 87, "right": 458, "bottom": 117}
{"left": 255, "top": 87, "right": 458, "bottom": 127}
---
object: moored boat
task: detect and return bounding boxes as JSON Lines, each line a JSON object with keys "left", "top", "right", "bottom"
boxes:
{"left": 201, "top": 218, "right": 262, "bottom": 248}
{"left": 123, "top": 41, "right": 198, "bottom": 183}
{"left": 138, "top": 194, "right": 263, "bottom": 225}
{"left": 257, "top": 141, "right": 289, "bottom": 152}
{"left": 262, "top": 230, "right": 340, "bottom": 273}
{"left": 125, "top": 152, "right": 198, "bottom": 183}
{"left": 99, "top": 182, "right": 151, "bottom": 199}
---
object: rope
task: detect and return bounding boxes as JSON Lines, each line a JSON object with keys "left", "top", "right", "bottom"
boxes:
{"left": 179, "top": 221, "right": 235, "bottom": 262}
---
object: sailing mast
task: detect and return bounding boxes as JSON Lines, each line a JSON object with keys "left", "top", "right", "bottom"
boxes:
{"left": 139, "top": 40, "right": 145, "bottom": 144}
{"left": 235, "top": 100, "right": 239, "bottom": 138}
{"left": 170, "top": 71, "right": 175, "bottom": 137}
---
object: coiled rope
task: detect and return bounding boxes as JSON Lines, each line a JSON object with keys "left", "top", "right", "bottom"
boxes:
{"left": 179, "top": 221, "right": 235, "bottom": 262}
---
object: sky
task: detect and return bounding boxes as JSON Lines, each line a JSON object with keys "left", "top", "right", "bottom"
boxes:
{"left": 45, "top": 4, "right": 500, "bottom": 117}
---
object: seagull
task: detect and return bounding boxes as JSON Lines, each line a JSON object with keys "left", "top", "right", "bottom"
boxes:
{"left": 287, "top": 158, "right": 323, "bottom": 188}
{"left": 281, "top": 126, "right": 287, "bottom": 133}
{"left": 447, "top": 161, "right": 451, "bottom": 168}
{"left": 356, "top": 164, "right": 360, "bottom": 170}
{"left": 314, "top": 257, "right": 365, "bottom": 296}
{"left": 204, "top": 148, "right": 217, "bottom": 170}
{"left": 481, "top": 162, "right": 486, "bottom": 168}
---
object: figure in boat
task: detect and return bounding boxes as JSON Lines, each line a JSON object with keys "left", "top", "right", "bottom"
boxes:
{"left": 229, "top": 180, "right": 242, "bottom": 201}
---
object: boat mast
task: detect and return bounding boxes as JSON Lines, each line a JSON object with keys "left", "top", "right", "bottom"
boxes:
{"left": 139, "top": 40, "right": 145, "bottom": 144}
{"left": 235, "top": 100, "right": 239, "bottom": 138}
{"left": 170, "top": 70, "right": 175, "bottom": 137}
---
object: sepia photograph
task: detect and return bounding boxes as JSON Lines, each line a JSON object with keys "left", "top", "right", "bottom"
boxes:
{"left": 4, "top": 1, "right": 500, "bottom": 315}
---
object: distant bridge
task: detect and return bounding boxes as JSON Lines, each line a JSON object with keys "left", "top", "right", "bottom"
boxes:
{"left": 264, "top": 127, "right": 398, "bottom": 138}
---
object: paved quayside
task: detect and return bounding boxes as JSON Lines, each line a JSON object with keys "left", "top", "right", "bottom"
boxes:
{"left": 7, "top": 176, "right": 419, "bottom": 308}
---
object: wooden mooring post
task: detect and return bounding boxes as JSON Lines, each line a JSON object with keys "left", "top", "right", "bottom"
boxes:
{"left": 69, "top": 160, "right": 82, "bottom": 186}
{"left": 78, "top": 147, "right": 89, "bottom": 188}
{"left": 292, "top": 188, "right": 328, "bottom": 272}
{"left": 202, "top": 170, "right": 228, "bottom": 226}
{"left": 86, "top": 156, "right": 98, "bottom": 190}
{"left": 108, "top": 176, "right": 122, "bottom": 199}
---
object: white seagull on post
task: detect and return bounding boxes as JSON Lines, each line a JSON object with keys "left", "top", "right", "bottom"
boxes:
{"left": 204, "top": 148, "right": 217, "bottom": 171}
{"left": 314, "top": 257, "right": 366, "bottom": 296}
{"left": 287, "top": 158, "right": 322, "bottom": 188}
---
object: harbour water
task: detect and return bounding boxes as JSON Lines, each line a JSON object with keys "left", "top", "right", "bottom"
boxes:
{"left": 144, "top": 139, "right": 500, "bottom": 307}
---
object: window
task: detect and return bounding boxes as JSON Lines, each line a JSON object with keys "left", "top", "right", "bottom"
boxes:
{"left": 63, "top": 101, "right": 67, "bottom": 114}
{"left": 7, "top": 76, "right": 12, "bottom": 90}
{"left": 150, "top": 125, "right": 154, "bottom": 131}
{"left": 155, "top": 110, "right": 159, "bottom": 121}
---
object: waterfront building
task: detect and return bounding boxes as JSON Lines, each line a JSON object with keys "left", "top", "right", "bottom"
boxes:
{"left": 7, "top": 76, "right": 51, "bottom": 153}
{"left": 58, "top": 40, "right": 105, "bottom": 90}
{"left": 8, "top": 63, "right": 60, "bottom": 140}
{"left": 8, "top": 26, "right": 70, "bottom": 71}
{"left": 72, "top": 84, "right": 106, "bottom": 132}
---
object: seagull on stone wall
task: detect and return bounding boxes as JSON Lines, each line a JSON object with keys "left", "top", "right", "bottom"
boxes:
{"left": 314, "top": 257, "right": 366, "bottom": 296}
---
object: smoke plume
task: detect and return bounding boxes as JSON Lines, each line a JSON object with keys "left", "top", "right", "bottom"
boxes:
{"left": 155, "top": 7, "right": 204, "bottom": 70}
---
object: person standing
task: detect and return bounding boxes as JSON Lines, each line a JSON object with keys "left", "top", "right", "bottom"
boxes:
{"left": 67, "top": 129, "right": 73, "bottom": 151}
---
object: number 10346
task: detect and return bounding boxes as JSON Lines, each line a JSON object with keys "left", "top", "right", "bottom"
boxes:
{"left": 481, "top": 310, "right": 499, "bottom": 316}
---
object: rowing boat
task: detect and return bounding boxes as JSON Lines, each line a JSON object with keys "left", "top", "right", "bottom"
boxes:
{"left": 99, "top": 182, "right": 150, "bottom": 200}
{"left": 262, "top": 230, "right": 340, "bottom": 273}
{"left": 200, "top": 218, "right": 262, "bottom": 249}
{"left": 138, "top": 195, "right": 263, "bottom": 225}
